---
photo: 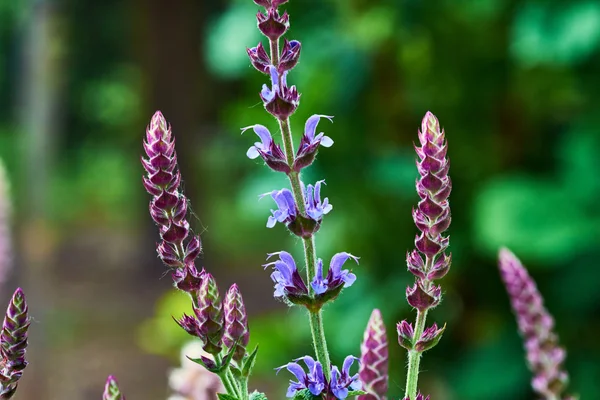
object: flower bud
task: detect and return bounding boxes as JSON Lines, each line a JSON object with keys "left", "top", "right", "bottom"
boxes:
{"left": 414, "top": 323, "right": 445, "bottom": 352}
{"left": 397, "top": 320, "right": 415, "bottom": 351}
{"left": 0, "top": 288, "right": 30, "bottom": 399}
{"left": 279, "top": 39, "right": 301, "bottom": 73}
{"left": 247, "top": 42, "right": 271, "bottom": 74}
{"left": 406, "top": 282, "right": 441, "bottom": 311}
{"left": 256, "top": 8, "right": 289, "bottom": 40}
{"left": 223, "top": 284, "right": 250, "bottom": 363}
{"left": 197, "top": 274, "right": 224, "bottom": 355}
{"left": 358, "top": 309, "right": 388, "bottom": 400}
{"left": 103, "top": 375, "right": 125, "bottom": 400}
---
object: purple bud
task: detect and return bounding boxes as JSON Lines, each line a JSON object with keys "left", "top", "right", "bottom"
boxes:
{"left": 0, "top": 288, "right": 30, "bottom": 399}
{"left": 172, "top": 264, "right": 205, "bottom": 293}
{"left": 223, "top": 284, "right": 250, "bottom": 363}
{"left": 499, "top": 248, "right": 573, "bottom": 399}
{"left": 358, "top": 309, "right": 388, "bottom": 400}
{"left": 247, "top": 42, "right": 271, "bottom": 74}
{"left": 279, "top": 39, "right": 301, "bottom": 72}
{"left": 103, "top": 375, "right": 125, "bottom": 400}
{"left": 256, "top": 8, "right": 289, "bottom": 40}
{"left": 397, "top": 320, "right": 415, "bottom": 351}
{"left": 406, "top": 250, "right": 426, "bottom": 280}
{"left": 406, "top": 282, "right": 441, "bottom": 311}
{"left": 414, "top": 323, "right": 445, "bottom": 352}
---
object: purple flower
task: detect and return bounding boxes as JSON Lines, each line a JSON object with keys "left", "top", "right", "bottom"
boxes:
{"left": 293, "top": 115, "right": 334, "bottom": 171}
{"left": 304, "top": 180, "right": 332, "bottom": 221}
{"left": 261, "top": 188, "right": 297, "bottom": 228}
{"left": 277, "top": 356, "right": 326, "bottom": 397}
{"left": 241, "top": 124, "right": 290, "bottom": 173}
{"left": 263, "top": 251, "right": 308, "bottom": 298}
{"left": 311, "top": 252, "right": 359, "bottom": 295}
{"left": 103, "top": 375, "right": 125, "bottom": 400}
{"left": 330, "top": 356, "right": 362, "bottom": 399}
{"left": 359, "top": 310, "right": 388, "bottom": 400}
{"left": 260, "top": 65, "right": 299, "bottom": 120}
{"left": 277, "top": 355, "right": 360, "bottom": 399}
{"left": 498, "top": 248, "right": 572, "bottom": 399}
{"left": 0, "top": 288, "right": 30, "bottom": 399}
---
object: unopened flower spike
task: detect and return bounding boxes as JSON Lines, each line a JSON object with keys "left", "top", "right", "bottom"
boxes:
{"left": 102, "top": 375, "right": 125, "bottom": 400}
{"left": 358, "top": 309, "right": 388, "bottom": 400}
{"left": 294, "top": 115, "right": 334, "bottom": 172}
{"left": 277, "top": 355, "right": 361, "bottom": 399}
{"left": 499, "top": 248, "right": 573, "bottom": 400}
{"left": 0, "top": 288, "right": 30, "bottom": 399}
{"left": 402, "top": 112, "right": 451, "bottom": 400}
{"left": 242, "top": 124, "right": 290, "bottom": 173}
{"left": 142, "top": 111, "right": 203, "bottom": 292}
{"left": 177, "top": 273, "right": 224, "bottom": 356}
{"left": 223, "top": 284, "right": 250, "bottom": 363}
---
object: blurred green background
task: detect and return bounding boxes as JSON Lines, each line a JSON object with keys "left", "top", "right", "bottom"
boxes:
{"left": 1, "top": 0, "right": 599, "bottom": 399}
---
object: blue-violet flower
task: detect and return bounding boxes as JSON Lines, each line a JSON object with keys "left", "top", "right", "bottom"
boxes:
{"left": 311, "top": 252, "right": 358, "bottom": 295}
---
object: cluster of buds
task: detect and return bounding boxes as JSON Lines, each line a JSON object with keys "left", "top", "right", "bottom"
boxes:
{"left": 264, "top": 251, "right": 358, "bottom": 311}
{"left": 498, "top": 249, "right": 574, "bottom": 400}
{"left": 102, "top": 376, "right": 125, "bottom": 400}
{"left": 397, "top": 320, "right": 445, "bottom": 354}
{"left": 398, "top": 112, "right": 451, "bottom": 355}
{"left": 177, "top": 273, "right": 251, "bottom": 370}
{"left": 277, "top": 355, "right": 361, "bottom": 400}
{"left": 142, "top": 111, "right": 203, "bottom": 293}
{"left": 358, "top": 310, "right": 388, "bottom": 400}
{"left": 0, "top": 288, "right": 30, "bottom": 399}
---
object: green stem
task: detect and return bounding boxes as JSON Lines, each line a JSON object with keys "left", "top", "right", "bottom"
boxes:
{"left": 404, "top": 309, "right": 428, "bottom": 400}
{"left": 240, "top": 377, "right": 249, "bottom": 400}
{"left": 303, "top": 236, "right": 331, "bottom": 378}
{"left": 269, "top": 36, "right": 332, "bottom": 381}
{"left": 219, "top": 370, "right": 239, "bottom": 398}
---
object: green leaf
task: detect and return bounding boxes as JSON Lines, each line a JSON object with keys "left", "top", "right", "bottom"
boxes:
{"left": 217, "top": 393, "right": 239, "bottom": 400}
{"left": 229, "top": 364, "right": 243, "bottom": 380}
{"left": 242, "top": 344, "right": 259, "bottom": 377}
{"left": 291, "top": 389, "right": 321, "bottom": 400}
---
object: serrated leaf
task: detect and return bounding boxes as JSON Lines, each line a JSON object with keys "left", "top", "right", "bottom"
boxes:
{"left": 242, "top": 344, "right": 259, "bottom": 377}
{"left": 217, "top": 393, "right": 239, "bottom": 400}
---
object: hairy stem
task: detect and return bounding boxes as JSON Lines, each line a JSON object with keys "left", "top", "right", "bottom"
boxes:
{"left": 404, "top": 308, "right": 428, "bottom": 399}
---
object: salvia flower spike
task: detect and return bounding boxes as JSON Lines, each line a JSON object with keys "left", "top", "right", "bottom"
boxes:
{"left": 0, "top": 288, "right": 30, "bottom": 399}
{"left": 103, "top": 375, "right": 125, "bottom": 400}
{"left": 498, "top": 248, "right": 573, "bottom": 400}
{"left": 403, "top": 112, "right": 451, "bottom": 400}
{"left": 358, "top": 309, "right": 388, "bottom": 400}
{"left": 223, "top": 284, "right": 250, "bottom": 363}
{"left": 276, "top": 355, "right": 361, "bottom": 399}
{"left": 142, "top": 111, "right": 202, "bottom": 292}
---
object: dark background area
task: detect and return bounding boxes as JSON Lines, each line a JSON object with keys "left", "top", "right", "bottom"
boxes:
{"left": 0, "top": 0, "right": 599, "bottom": 399}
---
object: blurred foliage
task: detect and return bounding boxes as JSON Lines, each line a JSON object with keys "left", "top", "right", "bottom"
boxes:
{"left": 2, "top": 0, "right": 600, "bottom": 399}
